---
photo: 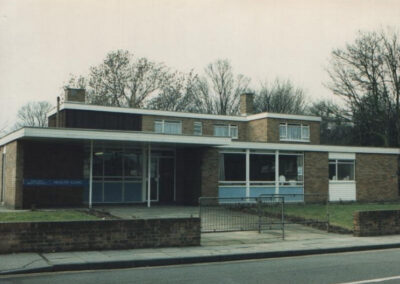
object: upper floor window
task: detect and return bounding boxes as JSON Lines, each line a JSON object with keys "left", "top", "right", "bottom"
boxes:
{"left": 193, "top": 122, "right": 202, "bottom": 136}
{"left": 329, "top": 159, "right": 355, "bottom": 181}
{"left": 214, "top": 124, "right": 238, "bottom": 139}
{"left": 154, "top": 120, "right": 182, "bottom": 134}
{"left": 279, "top": 123, "right": 310, "bottom": 142}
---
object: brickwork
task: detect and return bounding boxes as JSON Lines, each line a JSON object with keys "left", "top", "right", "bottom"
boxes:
{"left": 304, "top": 152, "right": 329, "bottom": 202}
{"left": 356, "top": 154, "right": 399, "bottom": 202}
{"left": 247, "top": 119, "right": 268, "bottom": 142}
{"left": 266, "top": 118, "right": 320, "bottom": 144}
{"left": 200, "top": 148, "right": 219, "bottom": 197}
{"left": 0, "top": 217, "right": 200, "bottom": 253}
{"left": 2, "top": 141, "right": 24, "bottom": 209}
{"left": 240, "top": 93, "right": 254, "bottom": 115}
{"left": 354, "top": 210, "right": 400, "bottom": 236}
{"left": 142, "top": 115, "right": 247, "bottom": 141}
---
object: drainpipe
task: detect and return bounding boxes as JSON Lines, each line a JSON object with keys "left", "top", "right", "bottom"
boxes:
{"left": 89, "top": 140, "right": 93, "bottom": 209}
{"left": 147, "top": 144, "right": 151, "bottom": 208}
{"left": 56, "top": 96, "right": 60, "bottom": 128}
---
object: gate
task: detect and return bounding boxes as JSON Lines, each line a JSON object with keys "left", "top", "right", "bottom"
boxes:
{"left": 199, "top": 196, "right": 285, "bottom": 238}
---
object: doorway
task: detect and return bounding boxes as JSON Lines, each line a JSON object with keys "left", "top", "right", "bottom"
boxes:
{"left": 149, "top": 156, "right": 175, "bottom": 203}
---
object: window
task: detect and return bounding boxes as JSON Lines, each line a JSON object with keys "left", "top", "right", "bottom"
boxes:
{"left": 193, "top": 122, "right": 202, "bottom": 135}
{"left": 279, "top": 155, "right": 304, "bottom": 183}
{"left": 329, "top": 160, "right": 355, "bottom": 181}
{"left": 154, "top": 120, "right": 182, "bottom": 134}
{"left": 219, "top": 153, "right": 246, "bottom": 181}
{"left": 279, "top": 123, "right": 310, "bottom": 142}
{"left": 250, "top": 154, "right": 275, "bottom": 182}
{"left": 214, "top": 124, "right": 238, "bottom": 139}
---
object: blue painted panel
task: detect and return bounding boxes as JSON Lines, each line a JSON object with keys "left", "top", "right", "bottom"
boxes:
{"left": 278, "top": 187, "right": 304, "bottom": 202}
{"left": 24, "top": 179, "right": 86, "bottom": 187}
{"left": 249, "top": 187, "right": 276, "bottom": 198}
{"left": 92, "top": 182, "right": 103, "bottom": 203}
{"left": 218, "top": 187, "right": 246, "bottom": 199}
{"left": 124, "top": 182, "right": 142, "bottom": 202}
{"left": 104, "top": 182, "right": 123, "bottom": 202}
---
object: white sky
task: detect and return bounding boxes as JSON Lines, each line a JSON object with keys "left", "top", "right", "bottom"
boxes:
{"left": 0, "top": 0, "right": 399, "bottom": 128}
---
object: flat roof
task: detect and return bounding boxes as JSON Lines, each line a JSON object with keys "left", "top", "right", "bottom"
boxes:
{"left": 0, "top": 127, "right": 232, "bottom": 147}
{"left": 1, "top": 127, "right": 399, "bottom": 155}
{"left": 47, "top": 102, "right": 322, "bottom": 122}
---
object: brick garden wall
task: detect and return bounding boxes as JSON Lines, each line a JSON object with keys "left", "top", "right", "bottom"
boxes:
{"left": 356, "top": 154, "right": 399, "bottom": 202}
{"left": 354, "top": 210, "right": 400, "bottom": 236}
{"left": 0, "top": 218, "right": 200, "bottom": 254}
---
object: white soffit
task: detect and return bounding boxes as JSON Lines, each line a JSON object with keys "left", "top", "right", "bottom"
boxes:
{"left": 329, "top": 152, "right": 356, "bottom": 160}
{"left": 47, "top": 103, "right": 322, "bottom": 122}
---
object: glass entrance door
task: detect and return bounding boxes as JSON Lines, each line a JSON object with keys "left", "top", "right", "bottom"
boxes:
{"left": 150, "top": 157, "right": 159, "bottom": 201}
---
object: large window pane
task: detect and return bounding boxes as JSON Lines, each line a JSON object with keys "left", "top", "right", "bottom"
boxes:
{"left": 338, "top": 163, "right": 354, "bottom": 180}
{"left": 287, "top": 125, "right": 301, "bottom": 140}
{"left": 219, "top": 153, "right": 245, "bottom": 181}
{"left": 154, "top": 121, "right": 163, "bottom": 133}
{"left": 124, "top": 151, "right": 142, "bottom": 179}
{"left": 214, "top": 125, "right": 229, "bottom": 137}
{"left": 164, "top": 121, "right": 181, "bottom": 134}
{"left": 250, "top": 154, "right": 275, "bottom": 181}
{"left": 279, "top": 155, "right": 303, "bottom": 182}
{"left": 103, "top": 150, "right": 123, "bottom": 177}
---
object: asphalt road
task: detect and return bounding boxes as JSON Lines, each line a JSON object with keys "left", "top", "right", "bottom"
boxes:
{"left": 2, "top": 249, "right": 400, "bottom": 284}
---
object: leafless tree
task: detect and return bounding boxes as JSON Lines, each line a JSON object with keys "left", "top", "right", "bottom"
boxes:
{"left": 254, "top": 79, "right": 307, "bottom": 114}
{"left": 15, "top": 101, "right": 53, "bottom": 128}
{"left": 147, "top": 71, "right": 199, "bottom": 112}
{"left": 326, "top": 28, "right": 400, "bottom": 146}
{"left": 194, "top": 59, "right": 250, "bottom": 115}
{"left": 67, "top": 50, "right": 169, "bottom": 108}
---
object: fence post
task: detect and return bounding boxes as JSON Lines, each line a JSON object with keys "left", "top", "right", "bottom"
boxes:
{"left": 281, "top": 197, "right": 285, "bottom": 240}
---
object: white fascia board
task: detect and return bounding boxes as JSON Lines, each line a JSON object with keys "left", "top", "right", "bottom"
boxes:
{"left": 47, "top": 103, "right": 247, "bottom": 122}
{"left": 246, "top": 112, "right": 322, "bottom": 122}
{"left": 47, "top": 103, "right": 321, "bottom": 122}
{"left": 0, "top": 128, "right": 25, "bottom": 147}
{"left": 219, "top": 142, "right": 400, "bottom": 155}
{"left": 329, "top": 152, "right": 356, "bottom": 160}
{"left": 8, "top": 128, "right": 231, "bottom": 146}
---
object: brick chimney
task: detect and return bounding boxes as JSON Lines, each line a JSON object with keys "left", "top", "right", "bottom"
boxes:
{"left": 64, "top": 88, "right": 86, "bottom": 103}
{"left": 240, "top": 93, "right": 254, "bottom": 116}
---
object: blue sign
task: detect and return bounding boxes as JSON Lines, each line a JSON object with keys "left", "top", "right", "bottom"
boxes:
{"left": 24, "top": 179, "right": 86, "bottom": 187}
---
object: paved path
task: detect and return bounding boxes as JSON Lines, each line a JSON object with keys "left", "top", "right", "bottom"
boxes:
{"left": 2, "top": 232, "right": 400, "bottom": 276}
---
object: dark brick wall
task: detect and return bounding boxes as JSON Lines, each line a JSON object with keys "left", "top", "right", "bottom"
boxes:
{"left": 49, "top": 109, "right": 142, "bottom": 131}
{"left": 354, "top": 210, "right": 400, "bottom": 236}
{"left": 0, "top": 218, "right": 200, "bottom": 253}
{"left": 200, "top": 148, "right": 219, "bottom": 198}
{"left": 356, "top": 154, "right": 399, "bottom": 202}
{"left": 304, "top": 152, "right": 329, "bottom": 202}
{"left": 23, "top": 141, "right": 85, "bottom": 208}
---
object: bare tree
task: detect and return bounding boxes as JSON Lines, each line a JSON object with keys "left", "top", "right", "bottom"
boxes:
{"left": 254, "top": 79, "right": 307, "bottom": 114}
{"left": 193, "top": 59, "right": 250, "bottom": 115}
{"left": 15, "top": 101, "right": 53, "bottom": 128}
{"left": 147, "top": 71, "right": 199, "bottom": 112}
{"left": 326, "top": 28, "right": 400, "bottom": 146}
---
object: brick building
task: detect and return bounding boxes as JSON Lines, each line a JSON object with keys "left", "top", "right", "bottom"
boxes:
{"left": 0, "top": 88, "right": 399, "bottom": 209}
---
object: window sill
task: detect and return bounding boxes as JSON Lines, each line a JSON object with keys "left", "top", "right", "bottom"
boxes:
{"left": 279, "top": 139, "right": 310, "bottom": 143}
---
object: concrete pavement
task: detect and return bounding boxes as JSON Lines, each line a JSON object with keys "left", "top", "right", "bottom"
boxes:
{"left": 3, "top": 229, "right": 400, "bottom": 276}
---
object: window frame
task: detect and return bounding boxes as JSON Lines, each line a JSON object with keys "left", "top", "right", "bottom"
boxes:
{"left": 154, "top": 119, "right": 182, "bottom": 134}
{"left": 329, "top": 159, "right": 355, "bottom": 182}
{"left": 279, "top": 123, "right": 310, "bottom": 142}
{"left": 213, "top": 124, "right": 239, "bottom": 139}
{"left": 193, "top": 121, "right": 202, "bottom": 136}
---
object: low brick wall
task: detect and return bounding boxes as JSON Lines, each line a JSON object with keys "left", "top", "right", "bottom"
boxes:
{"left": 354, "top": 210, "right": 400, "bottom": 237}
{"left": 0, "top": 218, "right": 200, "bottom": 254}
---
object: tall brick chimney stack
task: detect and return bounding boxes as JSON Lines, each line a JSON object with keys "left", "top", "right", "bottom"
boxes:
{"left": 64, "top": 88, "right": 86, "bottom": 103}
{"left": 240, "top": 93, "right": 254, "bottom": 116}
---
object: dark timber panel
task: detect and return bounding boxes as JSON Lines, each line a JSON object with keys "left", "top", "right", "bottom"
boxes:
{"left": 48, "top": 109, "right": 142, "bottom": 131}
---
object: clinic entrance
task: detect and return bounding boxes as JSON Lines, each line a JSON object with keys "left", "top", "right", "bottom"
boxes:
{"left": 150, "top": 153, "right": 175, "bottom": 204}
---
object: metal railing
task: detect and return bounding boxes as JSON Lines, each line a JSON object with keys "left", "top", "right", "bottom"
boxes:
{"left": 199, "top": 196, "right": 285, "bottom": 239}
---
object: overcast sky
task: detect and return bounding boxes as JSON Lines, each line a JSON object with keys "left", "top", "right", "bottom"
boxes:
{"left": 1, "top": 0, "right": 399, "bottom": 129}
